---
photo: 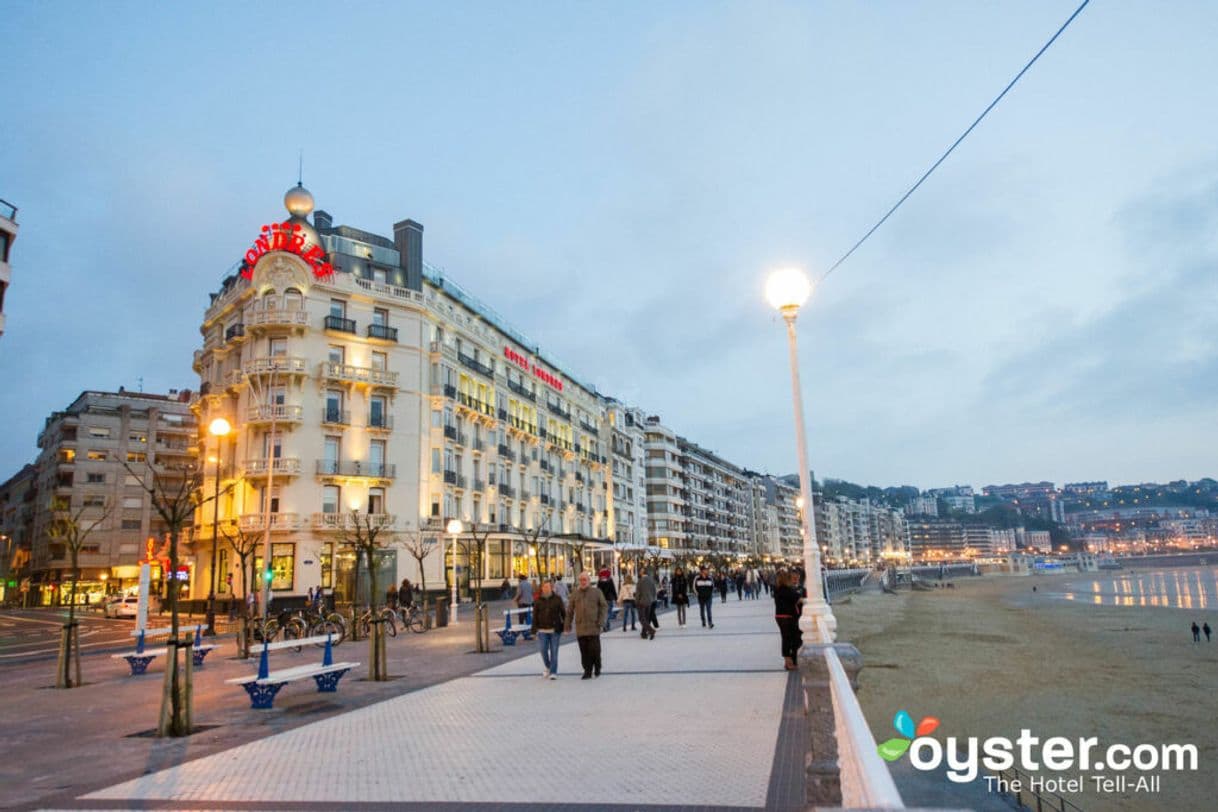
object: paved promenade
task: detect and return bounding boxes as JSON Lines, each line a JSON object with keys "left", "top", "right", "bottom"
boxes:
{"left": 54, "top": 596, "right": 805, "bottom": 811}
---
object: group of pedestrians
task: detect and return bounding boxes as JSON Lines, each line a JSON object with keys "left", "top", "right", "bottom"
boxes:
{"left": 529, "top": 564, "right": 810, "bottom": 679}
{"left": 1191, "top": 621, "right": 1212, "bottom": 642}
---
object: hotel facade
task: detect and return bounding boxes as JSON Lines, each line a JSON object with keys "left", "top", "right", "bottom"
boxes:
{"left": 190, "top": 187, "right": 613, "bottom": 605}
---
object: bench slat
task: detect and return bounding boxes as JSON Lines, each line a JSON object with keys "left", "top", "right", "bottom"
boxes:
{"left": 111, "top": 647, "right": 168, "bottom": 658}
{"left": 226, "top": 662, "right": 359, "bottom": 685}
{"left": 129, "top": 628, "right": 176, "bottom": 638}
{"left": 256, "top": 635, "right": 332, "bottom": 652}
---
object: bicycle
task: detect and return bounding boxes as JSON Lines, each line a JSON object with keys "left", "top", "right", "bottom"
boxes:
{"left": 357, "top": 605, "right": 398, "bottom": 638}
{"left": 295, "top": 606, "right": 347, "bottom": 646}
{"left": 249, "top": 611, "right": 306, "bottom": 649}
{"left": 395, "top": 603, "right": 427, "bottom": 634}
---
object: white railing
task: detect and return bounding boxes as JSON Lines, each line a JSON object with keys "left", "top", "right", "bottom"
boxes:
{"left": 814, "top": 616, "right": 905, "bottom": 809}
{"left": 243, "top": 356, "right": 308, "bottom": 375}
{"left": 243, "top": 457, "right": 302, "bottom": 476}
{"left": 238, "top": 512, "right": 302, "bottom": 532}
{"left": 246, "top": 308, "right": 309, "bottom": 328}
{"left": 311, "top": 512, "right": 397, "bottom": 530}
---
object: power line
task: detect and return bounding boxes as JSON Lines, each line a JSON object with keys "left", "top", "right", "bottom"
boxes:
{"left": 819, "top": 0, "right": 1091, "bottom": 283}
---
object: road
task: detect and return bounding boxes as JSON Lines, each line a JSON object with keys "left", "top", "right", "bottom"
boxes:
{"left": 0, "top": 609, "right": 138, "bottom": 664}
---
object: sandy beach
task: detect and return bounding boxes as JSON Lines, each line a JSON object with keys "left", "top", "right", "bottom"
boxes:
{"left": 833, "top": 568, "right": 1218, "bottom": 812}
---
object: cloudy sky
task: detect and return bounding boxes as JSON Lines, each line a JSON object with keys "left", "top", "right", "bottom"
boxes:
{"left": 2, "top": 1, "right": 1215, "bottom": 492}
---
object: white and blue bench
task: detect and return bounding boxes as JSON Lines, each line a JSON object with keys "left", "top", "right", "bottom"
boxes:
{"left": 493, "top": 607, "right": 536, "bottom": 645}
{"left": 110, "top": 625, "right": 218, "bottom": 675}
{"left": 226, "top": 635, "right": 359, "bottom": 709}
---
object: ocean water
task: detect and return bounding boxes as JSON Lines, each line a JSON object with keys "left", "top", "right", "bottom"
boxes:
{"left": 1057, "top": 565, "right": 1218, "bottom": 610}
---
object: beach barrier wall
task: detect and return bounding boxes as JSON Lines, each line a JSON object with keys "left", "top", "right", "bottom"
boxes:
{"left": 802, "top": 616, "right": 906, "bottom": 809}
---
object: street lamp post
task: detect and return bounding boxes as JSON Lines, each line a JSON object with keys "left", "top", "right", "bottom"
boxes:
{"left": 206, "top": 417, "right": 231, "bottom": 636}
{"left": 446, "top": 519, "right": 462, "bottom": 625}
{"left": 766, "top": 267, "right": 836, "bottom": 640}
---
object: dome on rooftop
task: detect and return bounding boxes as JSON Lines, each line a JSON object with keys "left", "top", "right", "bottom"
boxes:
{"left": 284, "top": 183, "right": 314, "bottom": 218}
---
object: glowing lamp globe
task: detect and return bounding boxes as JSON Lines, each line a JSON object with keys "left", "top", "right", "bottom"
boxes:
{"left": 446, "top": 519, "right": 463, "bottom": 535}
{"left": 209, "top": 417, "right": 232, "bottom": 437}
{"left": 765, "top": 267, "right": 812, "bottom": 312}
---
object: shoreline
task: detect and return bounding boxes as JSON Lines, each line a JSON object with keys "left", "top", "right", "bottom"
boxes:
{"left": 833, "top": 569, "right": 1218, "bottom": 812}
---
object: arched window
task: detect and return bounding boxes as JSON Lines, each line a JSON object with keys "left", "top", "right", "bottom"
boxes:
{"left": 284, "top": 288, "right": 303, "bottom": 312}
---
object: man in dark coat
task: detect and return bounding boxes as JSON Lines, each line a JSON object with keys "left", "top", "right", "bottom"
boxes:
{"left": 635, "top": 569, "right": 658, "bottom": 640}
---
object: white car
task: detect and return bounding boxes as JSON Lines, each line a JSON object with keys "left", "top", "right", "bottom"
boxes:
{"left": 105, "top": 596, "right": 140, "bottom": 619}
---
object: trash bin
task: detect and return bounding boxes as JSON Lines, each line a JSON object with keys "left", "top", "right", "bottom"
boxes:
{"left": 433, "top": 596, "right": 449, "bottom": 628}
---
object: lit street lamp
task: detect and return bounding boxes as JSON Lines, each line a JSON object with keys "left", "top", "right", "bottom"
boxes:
{"left": 765, "top": 267, "right": 835, "bottom": 639}
{"left": 446, "top": 518, "right": 463, "bottom": 625}
{"left": 206, "top": 417, "right": 231, "bottom": 635}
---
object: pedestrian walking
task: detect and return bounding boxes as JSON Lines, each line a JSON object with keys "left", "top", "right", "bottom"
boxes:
{"left": 735, "top": 570, "right": 745, "bottom": 600}
{"left": 531, "top": 580, "right": 566, "bottom": 679}
{"left": 516, "top": 573, "right": 534, "bottom": 613}
{"left": 596, "top": 568, "right": 618, "bottom": 631}
{"left": 552, "top": 575, "right": 569, "bottom": 607}
{"left": 671, "top": 567, "right": 690, "bottom": 627}
{"left": 694, "top": 566, "right": 715, "bottom": 628}
{"left": 566, "top": 571, "right": 608, "bottom": 679}
{"left": 398, "top": 578, "right": 414, "bottom": 611}
{"left": 716, "top": 570, "right": 729, "bottom": 603}
{"left": 499, "top": 578, "right": 512, "bottom": 601}
{"left": 636, "top": 569, "right": 658, "bottom": 639}
{"left": 619, "top": 575, "right": 638, "bottom": 631}
{"left": 659, "top": 576, "right": 670, "bottom": 609}
{"left": 773, "top": 570, "right": 803, "bottom": 670}
{"left": 1205, "top": 622, "right": 1212, "bottom": 642}
{"left": 1192, "top": 621, "right": 1201, "bottom": 643}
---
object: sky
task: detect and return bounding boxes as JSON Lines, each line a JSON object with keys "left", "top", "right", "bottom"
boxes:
{"left": 1, "top": 1, "right": 1216, "bottom": 492}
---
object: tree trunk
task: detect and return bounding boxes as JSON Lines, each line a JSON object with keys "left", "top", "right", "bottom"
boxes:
{"left": 158, "top": 529, "right": 189, "bottom": 737}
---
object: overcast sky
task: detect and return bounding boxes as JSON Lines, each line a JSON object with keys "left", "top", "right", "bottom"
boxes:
{"left": 2, "top": 1, "right": 1215, "bottom": 492}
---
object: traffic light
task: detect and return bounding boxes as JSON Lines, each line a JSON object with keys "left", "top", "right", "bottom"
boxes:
{"left": 264, "top": 568, "right": 274, "bottom": 583}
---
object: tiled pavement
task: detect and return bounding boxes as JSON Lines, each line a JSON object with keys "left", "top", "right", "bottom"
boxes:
{"left": 61, "top": 597, "right": 804, "bottom": 811}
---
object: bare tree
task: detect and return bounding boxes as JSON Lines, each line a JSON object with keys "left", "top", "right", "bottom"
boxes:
{"left": 326, "top": 511, "right": 398, "bottom": 680}
{"left": 47, "top": 501, "right": 112, "bottom": 688}
{"left": 220, "top": 521, "right": 262, "bottom": 657}
{"left": 401, "top": 530, "right": 438, "bottom": 624}
{"left": 510, "top": 511, "right": 554, "bottom": 579}
{"left": 125, "top": 459, "right": 225, "bottom": 737}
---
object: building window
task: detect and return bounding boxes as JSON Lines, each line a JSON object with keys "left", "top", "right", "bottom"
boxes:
{"left": 323, "top": 485, "right": 340, "bottom": 514}
{"left": 370, "top": 396, "right": 387, "bottom": 428}
{"left": 122, "top": 496, "right": 142, "bottom": 509}
{"left": 329, "top": 300, "right": 346, "bottom": 319}
{"left": 325, "top": 391, "right": 344, "bottom": 423}
{"left": 370, "top": 351, "right": 387, "bottom": 371}
{"left": 254, "top": 543, "right": 295, "bottom": 592}
{"left": 88, "top": 427, "right": 111, "bottom": 438}
{"left": 127, "top": 452, "right": 146, "bottom": 463}
{"left": 86, "top": 451, "right": 107, "bottom": 461}
{"left": 328, "top": 345, "right": 344, "bottom": 365}
{"left": 369, "top": 440, "right": 386, "bottom": 475}
{"left": 320, "top": 542, "right": 334, "bottom": 588}
{"left": 269, "top": 337, "right": 287, "bottom": 357}
{"left": 368, "top": 487, "right": 385, "bottom": 514}
{"left": 121, "top": 519, "right": 141, "bottom": 530}
{"left": 373, "top": 308, "right": 388, "bottom": 327}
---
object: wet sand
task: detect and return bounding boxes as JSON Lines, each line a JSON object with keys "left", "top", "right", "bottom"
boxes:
{"left": 833, "top": 571, "right": 1218, "bottom": 812}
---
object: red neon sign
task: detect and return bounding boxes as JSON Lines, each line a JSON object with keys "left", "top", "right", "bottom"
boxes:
{"left": 504, "top": 346, "right": 564, "bottom": 393}
{"left": 240, "top": 221, "right": 334, "bottom": 281}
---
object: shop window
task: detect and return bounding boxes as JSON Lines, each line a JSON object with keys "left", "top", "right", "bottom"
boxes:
{"left": 254, "top": 543, "right": 295, "bottom": 591}
{"left": 320, "top": 542, "right": 334, "bottom": 589}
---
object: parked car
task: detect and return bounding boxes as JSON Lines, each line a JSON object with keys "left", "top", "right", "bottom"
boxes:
{"left": 104, "top": 596, "right": 140, "bottom": 619}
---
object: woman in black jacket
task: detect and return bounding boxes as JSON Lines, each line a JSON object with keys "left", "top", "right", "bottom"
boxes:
{"left": 670, "top": 568, "right": 689, "bottom": 627}
{"left": 773, "top": 570, "right": 803, "bottom": 670}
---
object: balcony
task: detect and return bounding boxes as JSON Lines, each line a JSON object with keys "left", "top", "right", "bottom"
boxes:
{"left": 225, "top": 323, "right": 246, "bottom": 342}
{"left": 473, "top": 478, "right": 486, "bottom": 491}
{"left": 224, "top": 369, "right": 246, "bottom": 390}
{"left": 539, "top": 459, "right": 551, "bottom": 473}
{"left": 497, "top": 408, "right": 508, "bottom": 421}
{"left": 319, "top": 361, "right": 399, "bottom": 388}
{"left": 508, "top": 416, "right": 537, "bottom": 435}
{"left": 367, "top": 323, "right": 398, "bottom": 342}
{"left": 246, "top": 307, "right": 309, "bottom": 331}
{"left": 321, "top": 409, "right": 351, "bottom": 426}
{"left": 540, "top": 493, "right": 552, "bottom": 506}
{"left": 312, "top": 512, "right": 396, "bottom": 531}
{"left": 243, "top": 457, "right": 302, "bottom": 477}
{"left": 316, "top": 459, "right": 396, "bottom": 479}
{"left": 454, "top": 474, "right": 469, "bottom": 490}
{"left": 243, "top": 356, "right": 308, "bottom": 377}
{"left": 497, "top": 444, "right": 515, "bottom": 462}
{"left": 579, "top": 420, "right": 599, "bottom": 436}
{"left": 238, "top": 512, "right": 303, "bottom": 532}
{"left": 324, "top": 314, "right": 357, "bottom": 334}
{"left": 507, "top": 380, "right": 536, "bottom": 402}
{"left": 455, "top": 392, "right": 494, "bottom": 418}
{"left": 547, "top": 401, "right": 571, "bottom": 421}
{"left": 498, "top": 483, "right": 515, "bottom": 498}
{"left": 367, "top": 414, "right": 394, "bottom": 432}
{"left": 471, "top": 439, "right": 485, "bottom": 453}
{"left": 454, "top": 431, "right": 469, "bottom": 447}
{"left": 575, "top": 472, "right": 585, "bottom": 484}
{"left": 520, "top": 490, "right": 532, "bottom": 501}
{"left": 457, "top": 352, "right": 494, "bottom": 378}
{"left": 443, "top": 469, "right": 457, "bottom": 485}
{"left": 444, "top": 425, "right": 457, "bottom": 441}
{"left": 246, "top": 404, "right": 304, "bottom": 425}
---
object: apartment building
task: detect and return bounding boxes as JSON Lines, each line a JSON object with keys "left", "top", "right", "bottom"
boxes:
{"left": 745, "top": 472, "right": 803, "bottom": 560}
{"left": 0, "top": 464, "right": 37, "bottom": 604}
{"left": 191, "top": 186, "right": 610, "bottom": 605}
{"left": 24, "top": 389, "right": 197, "bottom": 605}
{"left": 0, "top": 197, "right": 16, "bottom": 338}
{"left": 605, "top": 401, "right": 647, "bottom": 548}
{"left": 907, "top": 519, "right": 967, "bottom": 560}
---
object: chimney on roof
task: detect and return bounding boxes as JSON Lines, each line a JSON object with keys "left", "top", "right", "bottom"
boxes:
{"left": 314, "top": 210, "right": 332, "bottom": 230}
{"left": 393, "top": 218, "right": 423, "bottom": 290}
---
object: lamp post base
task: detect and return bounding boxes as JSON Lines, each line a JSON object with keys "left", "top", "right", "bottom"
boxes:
{"left": 205, "top": 593, "right": 217, "bottom": 637}
{"left": 799, "top": 601, "right": 836, "bottom": 642}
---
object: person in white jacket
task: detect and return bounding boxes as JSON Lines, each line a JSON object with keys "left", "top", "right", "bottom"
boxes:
{"left": 618, "top": 575, "right": 638, "bottom": 632}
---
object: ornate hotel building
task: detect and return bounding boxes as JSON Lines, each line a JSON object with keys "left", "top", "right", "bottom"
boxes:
{"left": 191, "top": 186, "right": 611, "bottom": 604}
